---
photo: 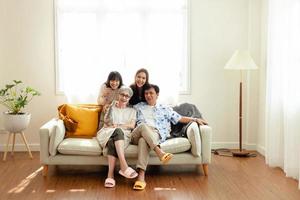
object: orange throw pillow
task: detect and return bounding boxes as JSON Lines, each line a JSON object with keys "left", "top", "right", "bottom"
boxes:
{"left": 58, "top": 104, "right": 102, "bottom": 138}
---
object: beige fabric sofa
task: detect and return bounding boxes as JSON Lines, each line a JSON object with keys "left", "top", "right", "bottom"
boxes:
{"left": 39, "top": 118, "right": 212, "bottom": 176}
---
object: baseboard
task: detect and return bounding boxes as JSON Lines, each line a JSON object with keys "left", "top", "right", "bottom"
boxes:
{"left": 0, "top": 143, "right": 40, "bottom": 152}
{"left": 0, "top": 129, "right": 7, "bottom": 134}
{"left": 256, "top": 145, "right": 265, "bottom": 156}
{"left": 212, "top": 142, "right": 257, "bottom": 151}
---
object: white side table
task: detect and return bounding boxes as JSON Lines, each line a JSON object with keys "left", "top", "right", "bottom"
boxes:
{"left": 3, "top": 131, "right": 33, "bottom": 161}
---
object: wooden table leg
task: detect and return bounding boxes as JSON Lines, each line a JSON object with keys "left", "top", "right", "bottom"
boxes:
{"left": 11, "top": 133, "right": 16, "bottom": 156}
{"left": 3, "top": 133, "right": 12, "bottom": 161}
{"left": 20, "top": 132, "right": 33, "bottom": 159}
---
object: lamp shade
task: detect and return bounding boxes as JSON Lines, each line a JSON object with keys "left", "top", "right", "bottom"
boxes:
{"left": 224, "top": 50, "right": 258, "bottom": 70}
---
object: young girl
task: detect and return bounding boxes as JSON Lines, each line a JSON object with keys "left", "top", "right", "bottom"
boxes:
{"left": 97, "top": 71, "right": 123, "bottom": 106}
{"left": 97, "top": 71, "right": 123, "bottom": 129}
{"left": 97, "top": 87, "right": 138, "bottom": 188}
{"left": 129, "top": 68, "right": 149, "bottom": 106}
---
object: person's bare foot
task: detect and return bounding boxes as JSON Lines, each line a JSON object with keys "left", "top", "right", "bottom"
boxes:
{"left": 137, "top": 168, "right": 145, "bottom": 182}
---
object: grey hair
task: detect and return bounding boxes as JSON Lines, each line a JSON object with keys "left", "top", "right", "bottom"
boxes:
{"left": 119, "top": 86, "right": 133, "bottom": 97}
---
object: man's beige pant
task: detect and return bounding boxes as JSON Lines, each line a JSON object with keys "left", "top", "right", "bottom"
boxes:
{"left": 131, "top": 123, "right": 160, "bottom": 170}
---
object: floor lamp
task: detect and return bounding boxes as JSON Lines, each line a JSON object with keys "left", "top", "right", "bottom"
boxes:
{"left": 224, "top": 50, "right": 258, "bottom": 157}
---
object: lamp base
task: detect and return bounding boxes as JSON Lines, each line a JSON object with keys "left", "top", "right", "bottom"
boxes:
{"left": 232, "top": 150, "right": 250, "bottom": 157}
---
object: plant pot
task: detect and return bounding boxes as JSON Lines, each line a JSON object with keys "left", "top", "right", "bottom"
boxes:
{"left": 2, "top": 112, "right": 31, "bottom": 132}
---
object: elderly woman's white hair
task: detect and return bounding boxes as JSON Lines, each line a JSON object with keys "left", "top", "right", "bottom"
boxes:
{"left": 119, "top": 86, "right": 133, "bottom": 97}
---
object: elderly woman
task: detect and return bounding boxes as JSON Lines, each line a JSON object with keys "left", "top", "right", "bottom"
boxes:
{"left": 97, "top": 86, "right": 137, "bottom": 188}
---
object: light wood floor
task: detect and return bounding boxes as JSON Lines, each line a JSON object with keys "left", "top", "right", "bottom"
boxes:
{"left": 1, "top": 152, "right": 300, "bottom": 200}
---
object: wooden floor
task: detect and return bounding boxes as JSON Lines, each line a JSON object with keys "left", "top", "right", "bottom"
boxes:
{"left": 0, "top": 152, "right": 300, "bottom": 200}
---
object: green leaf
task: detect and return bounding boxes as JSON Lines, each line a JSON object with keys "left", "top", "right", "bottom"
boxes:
{"left": 0, "top": 80, "right": 41, "bottom": 114}
{"left": 13, "top": 80, "right": 22, "bottom": 84}
{"left": 5, "top": 84, "right": 15, "bottom": 89}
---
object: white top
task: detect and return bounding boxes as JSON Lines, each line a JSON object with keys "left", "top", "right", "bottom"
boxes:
{"left": 96, "top": 104, "right": 136, "bottom": 148}
{"left": 110, "top": 106, "right": 136, "bottom": 126}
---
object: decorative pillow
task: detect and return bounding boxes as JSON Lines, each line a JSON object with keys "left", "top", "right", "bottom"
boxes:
{"left": 58, "top": 104, "right": 101, "bottom": 138}
{"left": 186, "top": 122, "right": 201, "bottom": 157}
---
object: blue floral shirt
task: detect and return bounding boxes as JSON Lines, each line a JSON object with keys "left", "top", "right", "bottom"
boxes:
{"left": 134, "top": 102, "right": 182, "bottom": 142}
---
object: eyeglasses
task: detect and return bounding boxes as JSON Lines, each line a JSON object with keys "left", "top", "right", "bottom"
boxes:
{"left": 119, "top": 93, "right": 131, "bottom": 99}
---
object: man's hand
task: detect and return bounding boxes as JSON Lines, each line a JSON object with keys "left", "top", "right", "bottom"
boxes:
{"left": 179, "top": 116, "right": 208, "bottom": 125}
{"left": 194, "top": 118, "right": 208, "bottom": 125}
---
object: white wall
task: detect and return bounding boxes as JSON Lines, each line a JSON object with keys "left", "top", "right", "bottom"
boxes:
{"left": 0, "top": 0, "right": 264, "bottom": 153}
{"left": 0, "top": 0, "right": 67, "bottom": 151}
{"left": 180, "top": 0, "right": 263, "bottom": 151}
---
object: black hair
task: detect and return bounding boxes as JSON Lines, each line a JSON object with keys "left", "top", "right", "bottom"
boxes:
{"left": 144, "top": 84, "right": 159, "bottom": 94}
{"left": 129, "top": 68, "right": 150, "bottom": 105}
{"left": 134, "top": 68, "right": 149, "bottom": 85}
{"left": 105, "top": 71, "right": 123, "bottom": 88}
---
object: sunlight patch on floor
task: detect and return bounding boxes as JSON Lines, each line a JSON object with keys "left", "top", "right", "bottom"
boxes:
{"left": 8, "top": 167, "right": 43, "bottom": 193}
{"left": 154, "top": 187, "right": 176, "bottom": 191}
{"left": 46, "top": 190, "right": 56, "bottom": 193}
{"left": 69, "top": 189, "right": 86, "bottom": 192}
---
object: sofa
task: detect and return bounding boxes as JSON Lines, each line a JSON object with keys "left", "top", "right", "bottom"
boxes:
{"left": 39, "top": 118, "right": 212, "bottom": 176}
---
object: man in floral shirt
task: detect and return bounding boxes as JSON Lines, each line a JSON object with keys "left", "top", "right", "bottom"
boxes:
{"left": 131, "top": 84, "right": 207, "bottom": 190}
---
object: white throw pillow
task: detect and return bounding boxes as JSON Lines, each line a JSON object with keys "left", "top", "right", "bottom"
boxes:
{"left": 49, "top": 119, "right": 65, "bottom": 156}
{"left": 186, "top": 122, "right": 201, "bottom": 157}
{"left": 159, "top": 137, "right": 191, "bottom": 154}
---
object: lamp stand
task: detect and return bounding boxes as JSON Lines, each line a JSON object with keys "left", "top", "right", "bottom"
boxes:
{"left": 232, "top": 81, "right": 250, "bottom": 157}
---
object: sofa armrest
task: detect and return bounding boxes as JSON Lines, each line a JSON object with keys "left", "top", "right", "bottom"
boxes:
{"left": 186, "top": 123, "right": 212, "bottom": 163}
{"left": 199, "top": 125, "right": 212, "bottom": 163}
{"left": 39, "top": 118, "right": 63, "bottom": 164}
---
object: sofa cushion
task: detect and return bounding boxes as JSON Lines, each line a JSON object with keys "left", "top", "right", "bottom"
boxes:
{"left": 124, "top": 137, "right": 191, "bottom": 158}
{"left": 49, "top": 119, "right": 65, "bottom": 156}
{"left": 57, "top": 138, "right": 102, "bottom": 156}
{"left": 64, "top": 104, "right": 100, "bottom": 138}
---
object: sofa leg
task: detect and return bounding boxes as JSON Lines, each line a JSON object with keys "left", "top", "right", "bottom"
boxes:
{"left": 202, "top": 164, "right": 208, "bottom": 176}
{"left": 42, "top": 165, "right": 48, "bottom": 176}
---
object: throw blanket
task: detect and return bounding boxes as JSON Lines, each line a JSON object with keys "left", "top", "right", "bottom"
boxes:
{"left": 171, "top": 103, "right": 202, "bottom": 138}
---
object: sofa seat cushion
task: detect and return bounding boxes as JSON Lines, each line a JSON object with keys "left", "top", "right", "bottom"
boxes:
{"left": 57, "top": 138, "right": 102, "bottom": 156}
{"left": 124, "top": 137, "right": 191, "bottom": 158}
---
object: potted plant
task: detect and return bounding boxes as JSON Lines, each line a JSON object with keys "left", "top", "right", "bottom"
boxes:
{"left": 0, "top": 80, "right": 41, "bottom": 132}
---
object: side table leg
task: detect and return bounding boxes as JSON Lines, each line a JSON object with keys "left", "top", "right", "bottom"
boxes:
{"left": 3, "top": 133, "right": 12, "bottom": 161}
{"left": 20, "top": 132, "right": 33, "bottom": 159}
{"left": 11, "top": 133, "right": 16, "bottom": 156}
